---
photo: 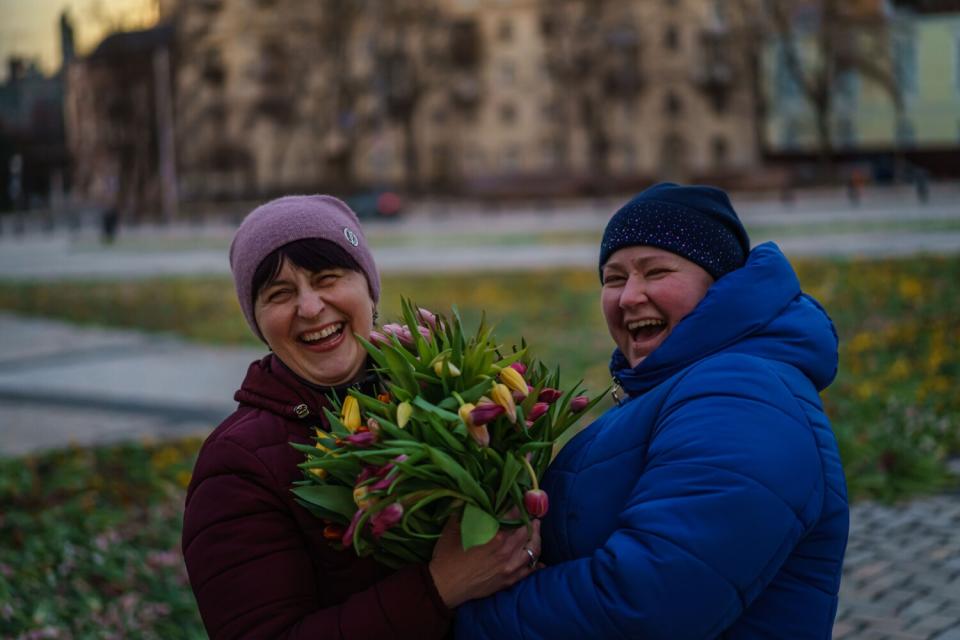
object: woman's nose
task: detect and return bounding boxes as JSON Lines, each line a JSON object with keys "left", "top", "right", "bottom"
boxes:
{"left": 619, "top": 276, "right": 648, "bottom": 307}
{"left": 297, "top": 291, "right": 325, "bottom": 318}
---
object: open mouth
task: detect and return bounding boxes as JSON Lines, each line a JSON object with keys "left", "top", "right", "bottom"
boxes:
{"left": 299, "top": 322, "right": 346, "bottom": 346}
{"left": 627, "top": 318, "right": 666, "bottom": 342}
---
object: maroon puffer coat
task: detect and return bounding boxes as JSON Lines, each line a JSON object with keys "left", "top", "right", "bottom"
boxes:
{"left": 182, "top": 354, "right": 452, "bottom": 639}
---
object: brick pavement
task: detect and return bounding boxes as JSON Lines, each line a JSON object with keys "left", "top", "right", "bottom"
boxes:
{"left": 837, "top": 494, "right": 960, "bottom": 639}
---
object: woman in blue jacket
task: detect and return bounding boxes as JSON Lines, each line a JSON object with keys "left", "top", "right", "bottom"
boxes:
{"left": 456, "top": 183, "right": 848, "bottom": 639}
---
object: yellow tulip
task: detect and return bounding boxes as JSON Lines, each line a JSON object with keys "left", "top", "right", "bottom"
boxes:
{"left": 458, "top": 402, "right": 476, "bottom": 426}
{"left": 397, "top": 401, "right": 413, "bottom": 429}
{"left": 341, "top": 396, "right": 361, "bottom": 432}
{"left": 353, "top": 485, "right": 375, "bottom": 509}
{"left": 490, "top": 383, "right": 517, "bottom": 423}
{"left": 498, "top": 366, "right": 529, "bottom": 398}
{"left": 433, "top": 359, "right": 461, "bottom": 377}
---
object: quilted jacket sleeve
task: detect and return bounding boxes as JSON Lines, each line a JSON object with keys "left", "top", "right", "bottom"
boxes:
{"left": 456, "top": 355, "right": 826, "bottom": 639}
{"left": 183, "top": 436, "right": 451, "bottom": 640}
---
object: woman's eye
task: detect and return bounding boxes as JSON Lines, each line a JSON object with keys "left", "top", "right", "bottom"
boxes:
{"left": 603, "top": 274, "right": 624, "bottom": 285}
{"left": 267, "top": 289, "right": 293, "bottom": 302}
{"left": 314, "top": 273, "right": 339, "bottom": 286}
{"left": 646, "top": 268, "right": 669, "bottom": 278}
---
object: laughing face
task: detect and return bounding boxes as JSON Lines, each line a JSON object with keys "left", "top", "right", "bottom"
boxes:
{"left": 254, "top": 258, "right": 375, "bottom": 386}
{"left": 601, "top": 245, "right": 714, "bottom": 368}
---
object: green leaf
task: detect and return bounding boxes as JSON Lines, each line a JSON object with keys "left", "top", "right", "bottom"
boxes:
{"left": 460, "top": 503, "right": 499, "bottom": 550}
{"left": 290, "top": 485, "right": 356, "bottom": 520}
{"left": 427, "top": 447, "right": 492, "bottom": 511}
{"left": 412, "top": 396, "right": 461, "bottom": 422}
{"left": 495, "top": 453, "right": 522, "bottom": 512}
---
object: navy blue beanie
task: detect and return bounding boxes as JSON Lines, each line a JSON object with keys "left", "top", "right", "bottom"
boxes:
{"left": 599, "top": 182, "right": 751, "bottom": 280}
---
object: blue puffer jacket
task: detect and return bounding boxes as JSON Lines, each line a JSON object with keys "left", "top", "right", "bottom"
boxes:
{"left": 456, "top": 243, "right": 848, "bottom": 639}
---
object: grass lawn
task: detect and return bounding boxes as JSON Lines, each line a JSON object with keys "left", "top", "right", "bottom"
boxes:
{"left": 1, "top": 255, "right": 958, "bottom": 637}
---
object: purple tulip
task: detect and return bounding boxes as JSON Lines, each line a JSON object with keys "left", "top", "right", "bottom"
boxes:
{"left": 345, "top": 431, "right": 377, "bottom": 448}
{"left": 470, "top": 402, "right": 505, "bottom": 426}
{"left": 570, "top": 396, "right": 589, "bottom": 413}
{"left": 538, "top": 388, "right": 563, "bottom": 403}
{"left": 369, "top": 330, "right": 390, "bottom": 347}
{"left": 355, "top": 465, "right": 377, "bottom": 484}
{"left": 371, "top": 502, "right": 404, "bottom": 538}
{"left": 417, "top": 307, "right": 439, "bottom": 329}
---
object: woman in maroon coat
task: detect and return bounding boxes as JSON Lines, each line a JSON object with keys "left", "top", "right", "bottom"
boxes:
{"left": 182, "top": 195, "right": 541, "bottom": 639}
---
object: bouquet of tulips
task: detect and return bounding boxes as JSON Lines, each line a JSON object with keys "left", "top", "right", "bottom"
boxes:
{"left": 291, "top": 300, "right": 605, "bottom": 568}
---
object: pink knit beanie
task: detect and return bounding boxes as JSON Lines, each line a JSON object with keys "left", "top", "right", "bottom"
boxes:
{"left": 229, "top": 195, "right": 380, "bottom": 341}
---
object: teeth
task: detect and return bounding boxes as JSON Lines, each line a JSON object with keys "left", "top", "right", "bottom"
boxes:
{"left": 302, "top": 323, "right": 343, "bottom": 342}
{"left": 627, "top": 319, "right": 664, "bottom": 331}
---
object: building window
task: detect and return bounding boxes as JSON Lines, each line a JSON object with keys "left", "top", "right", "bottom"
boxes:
{"left": 664, "top": 25, "right": 680, "bottom": 51}
{"left": 783, "top": 119, "right": 799, "bottom": 150}
{"left": 499, "top": 60, "right": 516, "bottom": 84}
{"left": 498, "top": 18, "right": 514, "bottom": 42}
{"left": 775, "top": 46, "right": 801, "bottom": 101}
{"left": 711, "top": 136, "right": 728, "bottom": 165}
{"left": 664, "top": 91, "right": 683, "bottom": 117}
{"left": 499, "top": 102, "right": 517, "bottom": 125}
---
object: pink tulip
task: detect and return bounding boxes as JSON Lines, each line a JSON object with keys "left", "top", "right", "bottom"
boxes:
{"left": 371, "top": 502, "right": 404, "bottom": 538}
{"left": 382, "top": 323, "right": 414, "bottom": 347}
{"left": 528, "top": 402, "right": 550, "bottom": 422}
{"left": 417, "top": 307, "right": 439, "bottom": 329}
{"left": 371, "top": 473, "right": 398, "bottom": 492}
{"left": 570, "top": 396, "right": 589, "bottom": 413}
{"left": 376, "top": 454, "right": 408, "bottom": 478}
{"left": 468, "top": 423, "right": 490, "bottom": 447}
{"left": 524, "top": 489, "right": 549, "bottom": 518}
{"left": 538, "top": 388, "right": 563, "bottom": 403}
{"left": 508, "top": 362, "right": 528, "bottom": 375}
{"left": 342, "top": 509, "right": 365, "bottom": 548}
{"left": 355, "top": 465, "right": 377, "bottom": 484}
{"left": 369, "top": 330, "right": 390, "bottom": 347}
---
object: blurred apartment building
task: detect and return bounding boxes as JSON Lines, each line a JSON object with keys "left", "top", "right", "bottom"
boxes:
{"left": 144, "top": 0, "right": 760, "bottom": 202}
{"left": 62, "top": 0, "right": 960, "bottom": 212}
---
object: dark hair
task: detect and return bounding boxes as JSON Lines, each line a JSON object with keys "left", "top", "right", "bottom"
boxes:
{"left": 251, "top": 238, "right": 364, "bottom": 305}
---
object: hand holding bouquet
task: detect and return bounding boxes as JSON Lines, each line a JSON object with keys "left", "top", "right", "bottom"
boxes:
{"left": 291, "top": 300, "right": 605, "bottom": 568}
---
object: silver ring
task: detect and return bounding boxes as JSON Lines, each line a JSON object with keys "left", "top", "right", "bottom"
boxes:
{"left": 524, "top": 547, "right": 536, "bottom": 569}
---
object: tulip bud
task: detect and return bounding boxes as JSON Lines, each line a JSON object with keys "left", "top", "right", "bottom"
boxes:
{"left": 322, "top": 524, "right": 344, "bottom": 541}
{"left": 417, "top": 307, "right": 438, "bottom": 329}
{"left": 528, "top": 402, "right": 550, "bottom": 422}
{"left": 366, "top": 417, "right": 381, "bottom": 435}
{"left": 309, "top": 467, "right": 328, "bottom": 479}
{"left": 371, "top": 472, "right": 398, "bottom": 492}
{"left": 508, "top": 361, "right": 528, "bottom": 376}
{"left": 524, "top": 489, "right": 549, "bottom": 518}
{"left": 499, "top": 367, "right": 529, "bottom": 399}
{"left": 396, "top": 401, "right": 413, "bottom": 428}
{"left": 371, "top": 502, "right": 405, "bottom": 538}
{"left": 468, "top": 423, "right": 490, "bottom": 447}
{"left": 491, "top": 383, "right": 517, "bottom": 423}
{"left": 369, "top": 330, "right": 390, "bottom": 347}
{"left": 538, "top": 388, "right": 563, "bottom": 403}
{"left": 417, "top": 325, "right": 432, "bottom": 341}
{"left": 470, "top": 401, "right": 504, "bottom": 426}
{"left": 376, "top": 454, "right": 408, "bottom": 478}
{"left": 570, "top": 396, "right": 589, "bottom": 413}
{"left": 356, "top": 465, "right": 376, "bottom": 484}
{"left": 382, "top": 323, "right": 414, "bottom": 347}
{"left": 344, "top": 431, "right": 377, "bottom": 448}
{"left": 342, "top": 509, "right": 365, "bottom": 548}
{"left": 458, "top": 402, "right": 476, "bottom": 427}
{"left": 341, "top": 396, "right": 361, "bottom": 432}
{"left": 353, "top": 485, "right": 375, "bottom": 510}
{"left": 433, "top": 359, "right": 461, "bottom": 377}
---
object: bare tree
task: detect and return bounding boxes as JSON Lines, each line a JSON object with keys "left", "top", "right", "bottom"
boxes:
{"left": 538, "top": 0, "right": 643, "bottom": 185}
{"left": 758, "top": 0, "right": 901, "bottom": 167}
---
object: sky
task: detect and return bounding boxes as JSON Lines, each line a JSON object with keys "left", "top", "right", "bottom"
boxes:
{"left": 0, "top": 0, "right": 157, "bottom": 81}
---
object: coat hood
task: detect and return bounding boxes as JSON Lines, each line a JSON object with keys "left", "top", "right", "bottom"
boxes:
{"left": 611, "top": 242, "right": 838, "bottom": 396}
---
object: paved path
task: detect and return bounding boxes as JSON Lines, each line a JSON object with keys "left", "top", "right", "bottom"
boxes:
{"left": 2, "top": 188, "right": 960, "bottom": 280}
{"left": 1, "top": 312, "right": 959, "bottom": 637}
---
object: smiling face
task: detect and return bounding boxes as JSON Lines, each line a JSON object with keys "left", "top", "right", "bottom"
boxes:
{"left": 254, "top": 258, "right": 374, "bottom": 386}
{"left": 601, "top": 245, "right": 715, "bottom": 368}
